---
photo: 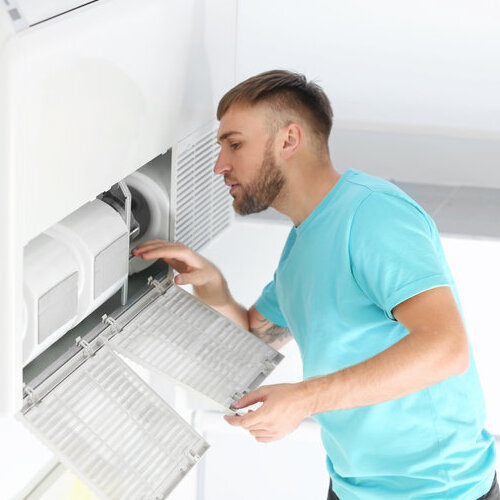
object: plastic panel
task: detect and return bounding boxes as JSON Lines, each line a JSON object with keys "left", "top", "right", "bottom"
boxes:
{"left": 110, "top": 283, "right": 283, "bottom": 410}
{"left": 20, "top": 344, "right": 209, "bottom": 500}
{"left": 38, "top": 271, "right": 78, "bottom": 343}
{"left": 15, "top": 0, "right": 97, "bottom": 26}
{"left": 94, "top": 233, "right": 129, "bottom": 299}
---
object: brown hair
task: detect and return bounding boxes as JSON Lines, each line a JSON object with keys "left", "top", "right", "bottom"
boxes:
{"left": 217, "top": 70, "right": 333, "bottom": 145}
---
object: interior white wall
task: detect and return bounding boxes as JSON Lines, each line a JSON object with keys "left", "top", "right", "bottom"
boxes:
{"left": 441, "top": 236, "right": 500, "bottom": 436}
{"left": 236, "top": 0, "right": 500, "bottom": 187}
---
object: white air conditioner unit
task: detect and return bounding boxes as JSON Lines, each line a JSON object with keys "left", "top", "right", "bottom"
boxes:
{"left": 0, "top": 1, "right": 284, "bottom": 498}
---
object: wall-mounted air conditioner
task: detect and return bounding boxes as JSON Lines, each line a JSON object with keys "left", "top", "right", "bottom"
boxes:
{"left": 0, "top": 1, "right": 284, "bottom": 497}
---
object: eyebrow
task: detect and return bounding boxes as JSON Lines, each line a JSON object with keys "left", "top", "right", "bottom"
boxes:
{"left": 217, "top": 131, "right": 242, "bottom": 144}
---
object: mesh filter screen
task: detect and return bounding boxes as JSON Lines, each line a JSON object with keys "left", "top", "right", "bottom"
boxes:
{"left": 21, "top": 345, "right": 209, "bottom": 500}
{"left": 110, "top": 284, "right": 282, "bottom": 410}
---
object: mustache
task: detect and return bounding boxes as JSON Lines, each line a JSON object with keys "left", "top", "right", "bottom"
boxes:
{"left": 224, "top": 175, "right": 238, "bottom": 184}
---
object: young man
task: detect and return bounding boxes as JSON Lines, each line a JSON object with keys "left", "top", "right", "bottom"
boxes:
{"left": 133, "top": 70, "right": 498, "bottom": 499}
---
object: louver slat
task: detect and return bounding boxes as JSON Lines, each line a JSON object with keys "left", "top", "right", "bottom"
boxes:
{"left": 170, "top": 122, "right": 232, "bottom": 250}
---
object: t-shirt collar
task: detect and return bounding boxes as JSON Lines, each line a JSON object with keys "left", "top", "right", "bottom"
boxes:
{"left": 294, "top": 169, "right": 353, "bottom": 235}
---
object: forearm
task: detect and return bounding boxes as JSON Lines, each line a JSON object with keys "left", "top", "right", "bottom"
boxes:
{"left": 302, "top": 325, "right": 470, "bottom": 416}
{"left": 226, "top": 288, "right": 472, "bottom": 443}
{"left": 132, "top": 240, "right": 250, "bottom": 327}
{"left": 210, "top": 297, "right": 250, "bottom": 331}
{"left": 192, "top": 276, "right": 250, "bottom": 330}
{"left": 194, "top": 278, "right": 293, "bottom": 346}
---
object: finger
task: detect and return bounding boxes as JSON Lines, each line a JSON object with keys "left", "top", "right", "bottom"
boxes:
{"left": 253, "top": 434, "right": 275, "bottom": 442}
{"left": 132, "top": 239, "right": 175, "bottom": 253}
{"left": 249, "top": 429, "right": 273, "bottom": 438}
{"left": 231, "top": 387, "right": 267, "bottom": 410}
{"left": 134, "top": 245, "right": 197, "bottom": 265}
{"left": 255, "top": 436, "right": 278, "bottom": 443}
{"left": 224, "top": 411, "right": 263, "bottom": 429}
{"left": 132, "top": 242, "right": 185, "bottom": 257}
{"left": 224, "top": 409, "right": 264, "bottom": 430}
{"left": 174, "top": 269, "right": 206, "bottom": 286}
{"left": 224, "top": 414, "right": 245, "bottom": 427}
{"left": 133, "top": 240, "right": 189, "bottom": 256}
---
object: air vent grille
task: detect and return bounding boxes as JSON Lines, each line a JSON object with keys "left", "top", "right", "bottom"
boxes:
{"left": 170, "top": 123, "right": 233, "bottom": 250}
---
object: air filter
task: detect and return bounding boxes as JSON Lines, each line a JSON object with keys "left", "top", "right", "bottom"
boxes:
{"left": 20, "top": 342, "right": 209, "bottom": 500}
{"left": 20, "top": 274, "right": 283, "bottom": 499}
{"left": 108, "top": 279, "right": 283, "bottom": 410}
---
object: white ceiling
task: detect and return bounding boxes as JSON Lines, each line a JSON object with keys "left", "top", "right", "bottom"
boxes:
{"left": 236, "top": 0, "right": 500, "bottom": 187}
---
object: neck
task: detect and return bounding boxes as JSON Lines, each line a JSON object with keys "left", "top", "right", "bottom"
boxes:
{"left": 272, "top": 158, "right": 342, "bottom": 227}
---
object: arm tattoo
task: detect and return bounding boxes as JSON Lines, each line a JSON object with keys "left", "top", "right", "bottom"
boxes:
{"left": 250, "top": 316, "right": 292, "bottom": 345}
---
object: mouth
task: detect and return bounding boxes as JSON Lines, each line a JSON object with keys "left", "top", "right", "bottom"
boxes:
{"left": 225, "top": 180, "right": 240, "bottom": 195}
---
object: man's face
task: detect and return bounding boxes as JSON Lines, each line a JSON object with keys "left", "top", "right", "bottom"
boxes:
{"left": 215, "top": 104, "right": 285, "bottom": 215}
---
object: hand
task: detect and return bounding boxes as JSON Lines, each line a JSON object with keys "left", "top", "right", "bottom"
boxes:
{"left": 132, "top": 240, "right": 227, "bottom": 305}
{"left": 224, "top": 383, "right": 314, "bottom": 443}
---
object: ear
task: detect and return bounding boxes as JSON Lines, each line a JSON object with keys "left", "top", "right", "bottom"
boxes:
{"left": 280, "top": 123, "right": 302, "bottom": 160}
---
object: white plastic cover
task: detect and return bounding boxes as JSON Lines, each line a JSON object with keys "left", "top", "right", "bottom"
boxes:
{"left": 93, "top": 233, "right": 129, "bottom": 299}
{"left": 38, "top": 272, "right": 78, "bottom": 343}
{"left": 23, "top": 232, "right": 80, "bottom": 364}
{"left": 20, "top": 344, "right": 209, "bottom": 500}
{"left": 109, "top": 282, "right": 283, "bottom": 410}
{"left": 46, "top": 199, "right": 129, "bottom": 320}
{"left": 14, "top": 0, "right": 97, "bottom": 26}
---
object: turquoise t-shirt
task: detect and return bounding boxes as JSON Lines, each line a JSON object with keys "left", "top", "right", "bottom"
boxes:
{"left": 255, "top": 170, "right": 496, "bottom": 499}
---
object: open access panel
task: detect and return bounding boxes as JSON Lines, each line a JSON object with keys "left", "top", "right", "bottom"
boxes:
{"left": 20, "top": 270, "right": 284, "bottom": 499}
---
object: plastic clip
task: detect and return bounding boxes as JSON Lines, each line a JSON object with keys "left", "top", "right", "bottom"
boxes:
{"left": 231, "top": 391, "right": 245, "bottom": 402}
{"left": 179, "top": 449, "right": 201, "bottom": 473}
{"left": 102, "top": 314, "right": 122, "bottom": 335}
{"left": 23, "top": 384, "right": 38, "bottom": 407}
{"left": 147, "top": 276, "right": 167, "bottom": 294}
{"left": 187, "top": 449, "right": 201, "bottom": 463}
{"left": 263, "top": 359, "right": 277, "bottom": 372}
{"left": 76, "top": 336, "right": 94, "bottom": 357}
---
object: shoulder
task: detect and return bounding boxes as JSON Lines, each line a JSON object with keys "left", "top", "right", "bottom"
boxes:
{"left": 342, "top": 171, "right": 433, "bottom": 235}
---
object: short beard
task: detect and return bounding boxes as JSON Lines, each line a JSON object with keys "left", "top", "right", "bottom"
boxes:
{"left": 233, "top": 142, "right": 286, "bottom": 215}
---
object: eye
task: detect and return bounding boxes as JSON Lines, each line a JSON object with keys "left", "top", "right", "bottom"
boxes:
{"left": 229, "top": 142, "right": 241, "bottom": 150}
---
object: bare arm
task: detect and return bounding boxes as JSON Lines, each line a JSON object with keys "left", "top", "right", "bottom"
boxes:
{"left": 304, "top": 285, "right": 470, "bottom": 412}
{"left": 248, "top": 306, "right": 292, "bottom": 349}
{"left": 225, "top": 286, "right": 471, "bottom": 441}
{"left": 132, "top": 241, "right": 291, "bottom": 348}
{"left": 133, "top": 240, "right": 249, "bottom": 327}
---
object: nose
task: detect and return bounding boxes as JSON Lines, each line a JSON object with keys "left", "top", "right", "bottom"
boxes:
{"left": 213, "top": 148, "right": 232, "bottom": 175}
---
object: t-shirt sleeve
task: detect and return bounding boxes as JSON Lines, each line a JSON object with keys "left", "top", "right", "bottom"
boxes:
{"left": 349, "top": 192, "right": 452, "bottom": 320}
{"left": 254, "top": 273, "right": 288, "bottom": 328}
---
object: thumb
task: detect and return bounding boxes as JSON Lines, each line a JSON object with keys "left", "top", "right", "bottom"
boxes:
{"left": 231, "top": 387, "right": 267, "bottom": 409}
{"left": 174, "top": 269, "right": 206, "bottom": 286}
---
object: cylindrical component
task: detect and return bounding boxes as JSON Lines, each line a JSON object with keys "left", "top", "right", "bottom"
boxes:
{"left": 126, "top": 169, "right": 170, "bottom": 275}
